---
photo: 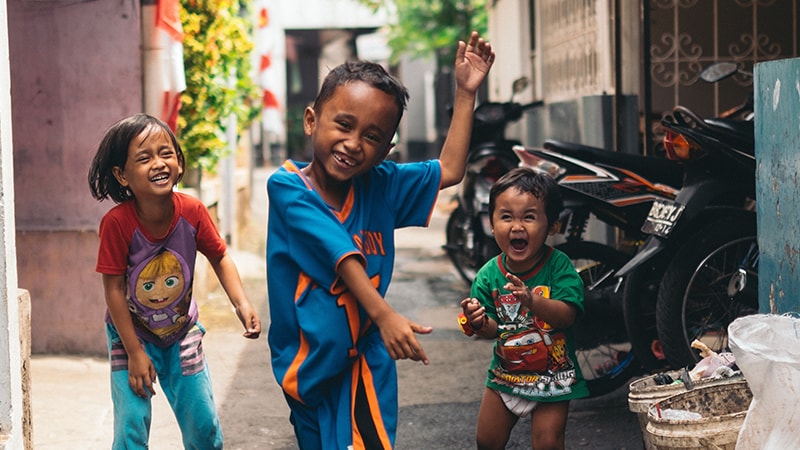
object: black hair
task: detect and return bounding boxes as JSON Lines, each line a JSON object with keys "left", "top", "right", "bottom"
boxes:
{"left": 313, "top": 60, "right": 410, "bottom": 126}
{"left": 488, "top": 167, "right": 563, "bottom": 226}
{"left": 88, "top": 113, "right": 185, "bottom": 203}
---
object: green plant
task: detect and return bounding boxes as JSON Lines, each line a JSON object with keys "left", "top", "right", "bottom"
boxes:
{"left": 179, "top": 0, "right": 262, "bottom": 172}
{"left": 358, "top": 0, "right": 488, "bottom": 66}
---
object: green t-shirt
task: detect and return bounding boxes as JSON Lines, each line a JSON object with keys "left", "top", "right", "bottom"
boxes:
{"left": 470, "top": 246, "right": 589, "bottom": 402}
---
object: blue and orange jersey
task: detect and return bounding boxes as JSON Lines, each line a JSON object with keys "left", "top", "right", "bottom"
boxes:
{"left": 266, "top": 159, "right": 442, "bottom": 405}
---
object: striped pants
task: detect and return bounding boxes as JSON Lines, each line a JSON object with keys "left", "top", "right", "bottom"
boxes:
{"left": 106, "top": 322, "right": 223, "bottom": 450}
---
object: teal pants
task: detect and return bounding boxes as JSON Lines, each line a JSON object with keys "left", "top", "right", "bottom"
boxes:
{"left": 106, "top": 323, "right": 223, "bottom": 450}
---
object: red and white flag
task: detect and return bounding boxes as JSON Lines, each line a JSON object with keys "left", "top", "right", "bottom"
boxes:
{"left": 155, "top": 0, "right": 186, "bottom": 131}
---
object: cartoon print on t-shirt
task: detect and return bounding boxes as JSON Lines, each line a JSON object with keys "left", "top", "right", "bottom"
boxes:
{"left": 129, "top": 249, "right": 192, "bottom": 339}
{"left": 494, "top": 285, "right": 572, "bottom": 375}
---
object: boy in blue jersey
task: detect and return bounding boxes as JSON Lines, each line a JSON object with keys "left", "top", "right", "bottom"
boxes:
{"left": 266, "top": 32, "right": 494, "bottom": 449}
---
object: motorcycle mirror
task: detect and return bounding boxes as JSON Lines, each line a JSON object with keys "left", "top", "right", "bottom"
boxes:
{"left": 700, "top": 62, "right": 739, "bottom": 83}
{"left": 512, "top": 77, "right": 530, "bottom": 95}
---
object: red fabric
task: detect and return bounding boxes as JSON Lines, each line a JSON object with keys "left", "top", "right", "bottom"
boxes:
{"left": 260, "top": 53, "right": 272, "bottom": 72}
{"left": 163, "top": 91, "right": 182, "bottom": 132}
{"left": 156, "top": 0, "right": 183, "bottom": 42}
{"left": 259, "top": 7, "right": 269, "bottom": 28}
{"left": 262, "top": 89, "right": 280, "bottom": 109}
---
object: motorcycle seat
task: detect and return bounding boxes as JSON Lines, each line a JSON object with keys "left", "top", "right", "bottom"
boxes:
{"left": 543, "top": 139, "right": 684, "bottom": 188}
{"left": 702, "top": 118, "right": 755, "bottom": 154}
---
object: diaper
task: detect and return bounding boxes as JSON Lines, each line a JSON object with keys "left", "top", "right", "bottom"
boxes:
{"left": 499, "top": 391, "right": 538, "bottom": 417}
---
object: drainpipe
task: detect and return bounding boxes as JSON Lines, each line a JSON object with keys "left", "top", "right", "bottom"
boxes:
{"left": 141, "top": 0, "right": 161, "bottom": 120}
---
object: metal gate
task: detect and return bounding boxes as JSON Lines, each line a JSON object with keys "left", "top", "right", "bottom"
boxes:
{"left": 645, "top": 0, "right": 799, "bottom": 153}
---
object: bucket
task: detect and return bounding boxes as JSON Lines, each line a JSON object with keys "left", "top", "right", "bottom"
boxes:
{"left": 628, "top": 370, "right": 684, "bottom": 449}
{"left": 628, "top": 371, "right": 743, "bottom": 449}
{"left": 645, "top": 380, "right": 752, "bottom": 450}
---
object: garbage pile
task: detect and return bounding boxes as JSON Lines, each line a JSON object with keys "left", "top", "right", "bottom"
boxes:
{"left": 651, "top": 340, "right": 739, "bottom": 388}
{"left": 628, "top": 340, "right": 747, "bottom": 450}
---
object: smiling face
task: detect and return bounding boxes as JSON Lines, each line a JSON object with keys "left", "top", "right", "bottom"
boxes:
{"left": 112, "top": 124, "right": 183, "bottom": 200}
{"left": 302, "top": 81, "right": 400, "bottom": 198}
{"left": 135, "top": 251, "right": 185, "bottom": 310}
{"left": 491, "top": 187, "right": 558, "bottom": 273}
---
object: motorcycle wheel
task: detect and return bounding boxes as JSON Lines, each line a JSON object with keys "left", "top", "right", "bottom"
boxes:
{"left": 622, "top": 255, "right": 672, "bottom": 373}
{"left": 556, "top": 241, "right": 642, "bottom": 397}
{"left": 655, "top": 214, "right": 759, "bottom": 369}
{"left": 444, "top": 203, "right": 500, "bottom": 285}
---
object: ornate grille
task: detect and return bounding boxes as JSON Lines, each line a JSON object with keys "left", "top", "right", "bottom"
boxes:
{"left": 539, "top": 0, "right": 613, "bottom": 102}
{"left": 649, "top": 0, "right": 799, "bottom": 118}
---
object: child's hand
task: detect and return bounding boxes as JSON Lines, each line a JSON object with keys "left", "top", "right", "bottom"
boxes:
{"left": 454, "top": 31, "right": 495, "bottom": 95}
{"left": 127, "top": 350, "right": 157, "bottom": 398}
{"left": 504, "top": 273, "right": 533, "bottom": 309}
{"left": 235, "top": 302, "right": 262, "bottom": 339}
{"left": 376, "top": 310, "right": 432, "bottom": 365}
{"left": 460, "top": 297, "right": 486, "bottom": 327}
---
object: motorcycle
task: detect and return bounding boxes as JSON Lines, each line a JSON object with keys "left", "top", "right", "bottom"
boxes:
{"left": 513, "top": 141, "right": 683, "bottom": 396}
{"left": 614, "top": 61, "right": 758, "bottom": 370}
{"left": 444, "top": 78, "right": 542, "bottom": 284}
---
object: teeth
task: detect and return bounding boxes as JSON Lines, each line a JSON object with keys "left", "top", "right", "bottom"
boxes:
{"left": 334, "top": 153, "right": 355, "bottom": 167}
{"left": 151, "top": 174, "right": 169, "bottom": 182}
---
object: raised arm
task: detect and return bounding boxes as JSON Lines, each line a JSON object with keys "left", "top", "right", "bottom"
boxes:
{"left": 439, "top": 31, "right": 496, "bottom": 188}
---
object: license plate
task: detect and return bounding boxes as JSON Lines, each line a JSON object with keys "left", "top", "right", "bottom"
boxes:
{"left": 641, "top": 200, "right": 685, "bottom": 238}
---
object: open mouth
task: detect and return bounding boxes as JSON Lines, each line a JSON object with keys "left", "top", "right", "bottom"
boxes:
{"left": 150, "top": 174, "right": 170, "bottom": 183}
{"left": 333, "top": 152, "right": 356, "bottom": 167}
{"left": 148, "top": 297, "right": 170, "bottom": 304}
{"left": 510, "top": 238, "right": 528, "bottom": 251}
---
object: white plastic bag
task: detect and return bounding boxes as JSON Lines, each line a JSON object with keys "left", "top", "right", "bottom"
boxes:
{"left": 728, "top": 314, "right": 800, "bottom": 449}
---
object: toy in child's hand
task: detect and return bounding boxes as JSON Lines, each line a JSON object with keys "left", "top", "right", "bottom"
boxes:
{"left": 458, "top": 313, "right": 475, "bottom": 336}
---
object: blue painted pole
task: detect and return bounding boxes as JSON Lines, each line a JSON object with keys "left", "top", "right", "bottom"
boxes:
{"left": 755, "top": 57, "right": 800, "bottom": 313}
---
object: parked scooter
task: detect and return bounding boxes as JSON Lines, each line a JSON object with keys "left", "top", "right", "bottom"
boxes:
{"left": 444, "top": 78, "right": 542, "bottom": 283}
{"left": 513, "top": 140, "right": 683, "bottom": 396}
{"left": 615, "top": 62, "right": 757, "bottom": 370}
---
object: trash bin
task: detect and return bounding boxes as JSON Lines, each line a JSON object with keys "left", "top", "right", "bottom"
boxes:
{"left": 645, "top": 379, "right": 752, "bottom": 450}
{"left": 628, "top": 371, "right": 743, "bottom": 449}
{"left": 729, "top": 314, "right": 800, "bottom": 449}
{"left": 628, "top": 370, "right": 683, "bottom": 450}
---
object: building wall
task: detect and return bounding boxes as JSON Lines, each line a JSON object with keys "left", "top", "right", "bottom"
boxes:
{"left": 8, "top": 0, "right": 142, "bottom": 355}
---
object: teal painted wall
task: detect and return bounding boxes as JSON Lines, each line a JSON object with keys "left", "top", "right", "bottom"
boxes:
{"left": 755, "top": 57, "right": 800, "bottom": 313}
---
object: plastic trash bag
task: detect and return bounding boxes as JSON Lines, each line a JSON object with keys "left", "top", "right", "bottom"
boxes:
{"left": 728, "top": 314, "right": 800, "bottom": 449}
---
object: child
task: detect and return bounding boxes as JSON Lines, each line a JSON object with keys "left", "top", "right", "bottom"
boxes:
{"left": 459, "top": 167, "right": 588, "bottom": 450}
{"left": 266, "top": 32, "right": 494, "bottom": 449}
{"left": 88, "top": 113, "right": 261, "bottom": 449}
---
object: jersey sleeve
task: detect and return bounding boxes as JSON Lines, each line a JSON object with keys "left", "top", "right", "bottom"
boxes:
{"left": 376, "top": 160, "right": 442, "bottom": 228}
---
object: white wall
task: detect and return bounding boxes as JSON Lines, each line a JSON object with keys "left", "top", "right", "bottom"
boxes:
{"left": 0, "top": 0, "right": 23, "bottom": 444}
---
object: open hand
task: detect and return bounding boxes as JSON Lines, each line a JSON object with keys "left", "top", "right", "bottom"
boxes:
{"left": 504, "top": 273, "right": 533, "bottom": 309}
{"left": 454, "top": 31, "right": 495, "bottom": 95}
